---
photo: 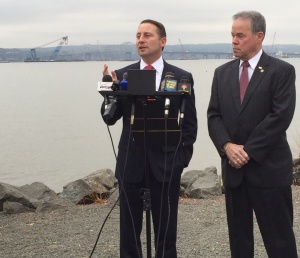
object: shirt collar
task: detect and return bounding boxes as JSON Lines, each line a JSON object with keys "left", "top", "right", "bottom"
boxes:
{"left": 239, "top": 49, "right": 263, "bottom": 69}
{"left": 140, "top": 56, "right": 164, "bottom": 75}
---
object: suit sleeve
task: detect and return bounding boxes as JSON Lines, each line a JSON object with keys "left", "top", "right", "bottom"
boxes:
{"left": 207, "top": 68, "right": 232, "bottom": 157}
{"left": 181, "top": 73, "right": 198, "bottom": 166}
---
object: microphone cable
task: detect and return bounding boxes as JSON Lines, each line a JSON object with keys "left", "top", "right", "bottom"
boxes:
{"left": 141, "top": 100, "right": 153, "bottom": 258}
{"left": 89, "top": 98, "right": 142, "bottom": 258}
{"left": 161, "top": 125, "right": 182, "bottom": 258}
{"left": 155, "top": 96, "right": 183, "bottom": 258}
{"left": 88, "top": 119, "right": 118, "bottom": 258}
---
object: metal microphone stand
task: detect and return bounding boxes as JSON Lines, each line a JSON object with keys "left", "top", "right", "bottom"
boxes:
{"left": 99, "top": 90, "right": 182, "bottom": 258}
{"left": 140, "top": 99, "right": 152, "bottom": 258}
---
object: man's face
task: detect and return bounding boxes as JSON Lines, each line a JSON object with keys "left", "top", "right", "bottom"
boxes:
{"left": 231, "top": 18, "right": 263, "bottom": 61}
{"left": 136, "top": 22, "right": 166, "bottom": 62}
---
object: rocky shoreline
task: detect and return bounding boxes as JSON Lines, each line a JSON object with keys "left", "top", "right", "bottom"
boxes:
{"left": 1, "top": 160, "right": 300, "bottom": 257}
{"left": 1, "top": 186, "right": 300, "bottom": 257}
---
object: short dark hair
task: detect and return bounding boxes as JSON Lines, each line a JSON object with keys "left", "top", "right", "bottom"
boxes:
{"left": 140, "top": 19, "right": 167, "bottom": 39}
{"left": 233, "top": 11, "right": 266, "bottom": 36}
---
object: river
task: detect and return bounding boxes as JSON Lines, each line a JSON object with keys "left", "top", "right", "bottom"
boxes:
{"left": 0, "top": 59, "right": 299, "bottom": 192}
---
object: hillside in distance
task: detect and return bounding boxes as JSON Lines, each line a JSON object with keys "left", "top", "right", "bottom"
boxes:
{"left": 1, "top": 43, "right": 300, "bottom": 62}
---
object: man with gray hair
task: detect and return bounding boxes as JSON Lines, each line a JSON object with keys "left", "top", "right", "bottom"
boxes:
{"left": 207, "top": 10, "right": 298, "bottom": 257}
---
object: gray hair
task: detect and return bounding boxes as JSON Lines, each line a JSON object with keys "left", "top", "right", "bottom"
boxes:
{"left": 233, "top": 11, "right": 266, "bottom": 36}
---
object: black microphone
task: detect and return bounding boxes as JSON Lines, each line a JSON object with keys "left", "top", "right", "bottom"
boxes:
{"left": 179, "top": 97, "right": 186, "bottom": 125}
{"left": 130, "top": 98, "right": 136, "bottom": 125}
{"left": 98, "top": 74, "right": 120, "bottom": 91}
{"left": 160, "top": 72, "right": 177, "bottom": 91}
{"left": 164, "top": 97, "right": 170, "bottom": 119}
{"left": 101, "top": 75, "right": 118, "bottom": 120}
{"left": 177, "top": 75, "right": 191, "bottom": 94}
{"left": 103, "top": 74, "right": 112, "bottom": 82}
{"left": 178, "top": 76, "right": 191, "bottom": 125}
{"left": 98, "top": 75, "right": 114, "bottom": 91}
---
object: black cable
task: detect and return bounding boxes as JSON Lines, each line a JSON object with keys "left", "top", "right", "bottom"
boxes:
{"left": 155, "top": 111, "right": 168, "bottom": 258}
{"left": 142, "top": 101, "right": 152, "bottom": 258}
{"left": 89, "top": 121, "right": 118, "bottom": 258}
{"left": 89, "top": 98, "right": 141, "bottom": 258}
{"left": 160, "top": 98, "right": 184, "bottom": 258}
{"left": 161, "top": 127, "right": 182, "bottom": 258}
{"left": 155, "top": 96, "right": 183, "bottom": 258}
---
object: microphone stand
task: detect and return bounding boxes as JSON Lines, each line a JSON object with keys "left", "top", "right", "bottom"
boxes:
{"left": 99, "top": 90, "right": 182, "bottom": 258}
{"left": 140, "top": 99, "right": 152, "bottom": 258}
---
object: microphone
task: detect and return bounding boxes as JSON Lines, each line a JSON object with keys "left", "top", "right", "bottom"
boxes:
{"left": 160, "top": 72, "right": 177, "bottom": 91}
{"left": 98, "top": 75, "right": 113, "bottom": 91}
{"left": 179, "top": 97, "right": 186, "bottom": 125}
{"left": 101, "top": 75, "right": 118, "bottom": 120}
{"left": 164, "top": 97, "right": 170, "bottom": 119}
{"left": 98, "top": 74, "right": 120, "bottom": 91}
{"left": 120, "top": 72, "right": 128, "bottom": 91}
{"left": 130, "top": 98, "right": 136, "bottom": 125}
{"left": 178, "top": 76, "right": 191, "bottom": 125}
{"left": 178, "top": 75, "right": 191, "bottom": 94}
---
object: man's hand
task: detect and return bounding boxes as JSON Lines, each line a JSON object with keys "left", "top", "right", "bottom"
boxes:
{"left": 103, "top": 64, "right": 118, "bottom": 81}
{"left": 224, "top": 142, "right": 250, "bottom": 169}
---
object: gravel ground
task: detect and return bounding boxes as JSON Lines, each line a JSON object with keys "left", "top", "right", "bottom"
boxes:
{"left": 1, "top": 186, "right": 299, "bottom": 258}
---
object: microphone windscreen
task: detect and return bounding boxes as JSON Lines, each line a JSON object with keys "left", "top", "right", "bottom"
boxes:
{"left": 102, "top": 74, "right": 113, "bottom": 82}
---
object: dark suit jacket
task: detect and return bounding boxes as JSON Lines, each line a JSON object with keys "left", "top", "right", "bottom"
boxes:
{"left": 102, "top": 60, "right": 197, "bottom": 183}
{"left": 207, "top": 52, "right": 296, "bottom": 188}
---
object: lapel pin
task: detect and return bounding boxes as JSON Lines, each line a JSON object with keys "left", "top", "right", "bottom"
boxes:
{"left": 258, "top": 66, "right": 264, "bottom": 73}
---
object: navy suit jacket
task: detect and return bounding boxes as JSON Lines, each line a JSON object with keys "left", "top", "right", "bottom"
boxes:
{"left": 207, "top": 52, "right": 296, "bottom": 188}
{"left": 102, "top": 60, "right": 197, "bottom": 183}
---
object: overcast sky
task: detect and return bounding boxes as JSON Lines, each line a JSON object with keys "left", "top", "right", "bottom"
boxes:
{"left": 1, "top": 0, "right": 299, "bottom": 49}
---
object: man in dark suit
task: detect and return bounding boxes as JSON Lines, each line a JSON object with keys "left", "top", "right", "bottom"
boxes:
{"left": 101, "top": 19, "right": 197, "bottom": 258}
{"left": 207, "top": 11, "right": 298, "bottom": 257}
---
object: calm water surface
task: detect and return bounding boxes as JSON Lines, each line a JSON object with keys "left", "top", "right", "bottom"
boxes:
{"left": 1, "top": 59, "right": 299, "bottom": 192}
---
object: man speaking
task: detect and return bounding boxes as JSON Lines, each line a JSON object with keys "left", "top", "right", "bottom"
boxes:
{"left": 100, "top": 19, "right": 197, "bottom": 258}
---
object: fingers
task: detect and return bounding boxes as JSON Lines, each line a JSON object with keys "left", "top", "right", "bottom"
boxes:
{"left": 229, "top": 159, "right": 242, "bottom": 169}
{"left": 103, "top": 64, "right": 109, "bottom": 76}
{"left": 103, "top": 64, "right": 119, "bottom": 82}
{"left": 111, "top": 71, "right": 118, "bottom": 81}
{"left": 225, "top": 143, "right": 250, "bottom": 169}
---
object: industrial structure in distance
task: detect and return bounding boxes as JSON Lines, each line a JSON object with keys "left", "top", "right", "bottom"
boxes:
{"left": 1, "top": 36, "right": 300, "bottom": 62}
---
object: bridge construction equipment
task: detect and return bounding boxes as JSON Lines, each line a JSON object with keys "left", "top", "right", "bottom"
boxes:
{"left": 24, "top": 36, "right": 68, "bottom": 62}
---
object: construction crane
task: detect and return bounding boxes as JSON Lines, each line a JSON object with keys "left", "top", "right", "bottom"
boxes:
{"left": 270, "top": 32, "right": 276, "bottom": 57}
{"left": 24, "top": 36, "right": 68, "bottom": 62}
{"left": 178, "top": 38, "right": 188, "bottom": 60}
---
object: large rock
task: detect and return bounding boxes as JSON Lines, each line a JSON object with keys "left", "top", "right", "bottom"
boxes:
{"left": 18, "top": 182, "right": 58, "bottom": 201}
{"left": 0, "top": 182, "right": 37, "bottom": 211}
{"left": 82, "top": 169, "right": 117, "bottom": 190}
{"left": 0, "top": 182, "right": 75, "bottom": 214}
{"left": 185, "top": 166, "right": 222, "bottom": 199}
{"left": 59, "top": 169, "right": 117, "bottom": 204}
{"left": 180, "top": 170, "right": 205, "bottom": 189}
{"left": 3, "top": 201, "right": 35, "bottom": 214}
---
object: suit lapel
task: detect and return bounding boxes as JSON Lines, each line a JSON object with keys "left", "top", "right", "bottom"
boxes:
{"left": 162, "top": 60, "right": 173, "bottom": 80}
{"left": 230, "top": 60, "right": 242, "bottom": 111}
{"left": 241, "top": 52, "right": 269, "bottom": 109}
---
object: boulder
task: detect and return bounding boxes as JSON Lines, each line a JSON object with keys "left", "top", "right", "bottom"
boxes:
{"left": 3, "top": 201, "right": 34, "bottom": 214}
{"left": 59, "top": 169, "right": 117, "bottom": 204}
{"left": 18, "top": 182, "right": 58, "bottom": 201}
{"left": 0, "top": 182, "right": 37, "bottom": 212}
{"left": 185, "top": 166, "right": 222, "bottom": 199}
{"left": 180, "top": 170, "right": 205, "bottom": 189}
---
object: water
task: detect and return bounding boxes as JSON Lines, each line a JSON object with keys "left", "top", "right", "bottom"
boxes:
{"left": 1, "top": 59, "right": 299, "bottom": 192}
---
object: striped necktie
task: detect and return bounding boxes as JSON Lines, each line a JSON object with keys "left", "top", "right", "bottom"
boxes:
{"left": 240, "top": 61, "right": 250, "bottom": 103}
